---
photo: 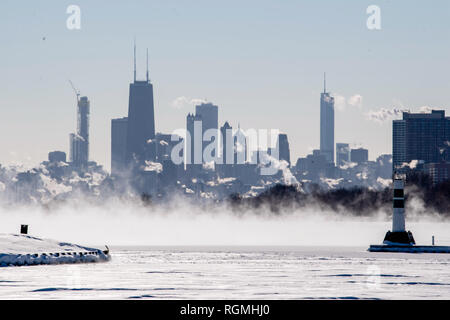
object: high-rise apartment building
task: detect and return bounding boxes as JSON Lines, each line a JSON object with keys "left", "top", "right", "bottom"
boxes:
{"left": 70, "top": 96, "right": 90, "bottom": 168}
{"left": 393, "top": 110, "right": 450, "bottom": 171}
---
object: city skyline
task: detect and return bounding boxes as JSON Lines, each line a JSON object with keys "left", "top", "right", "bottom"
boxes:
{"left": 1, "top": 1, "right": 450, "bottom": 170}
{"left": 2, "top": 1, "right": 450, "bottom": 305}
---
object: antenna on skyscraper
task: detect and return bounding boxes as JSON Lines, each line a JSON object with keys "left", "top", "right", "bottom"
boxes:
{"left": 323, "top": 72, "right": 326, "bottom": 93}
{"left": 146, "top": 48, "right": 149, "bottom": 82}
{"left": 134, "top": 38, "right": 137, "bottom": 82}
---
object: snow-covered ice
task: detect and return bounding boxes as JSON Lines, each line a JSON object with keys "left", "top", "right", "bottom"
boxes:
{"left": 0, "top": 203, "right": 449, "bottom": 299}
{"left": 0, "top": 234, "right": 110, "bottom": 267}
{"left": 0, "top": 246, "right": 449, "bottom": 299}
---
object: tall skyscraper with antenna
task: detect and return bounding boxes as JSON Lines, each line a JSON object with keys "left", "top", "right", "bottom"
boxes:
{"left": 320, "top": 73, "right": 335, "bottom": 163}
{"left": 69, "top": 81, "right": 90, "bottom": 169}
{"left": 125, "top": 41, "right": 156, "bottom": 166}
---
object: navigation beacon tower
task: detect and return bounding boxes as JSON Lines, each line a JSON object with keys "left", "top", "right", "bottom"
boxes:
{"left": 382, "top": 178, "right": 415, "bottom": 245}
{"left": 369, "top": 178, "right": 450, "bottom": 253}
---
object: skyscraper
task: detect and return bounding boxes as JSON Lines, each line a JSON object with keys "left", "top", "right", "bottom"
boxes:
{"left": 393, "top": 120, "right": 406, "bottom": 169}
{"left": 186, "top": 113, "right": 202, "bottom": 166}
{"left": 154, "top": 133, "right": 178, "bottom": 162}
{"left": 70, "top": 133, "right": 83, "bottom": 165}
{"left": 234, "top": 125, "right": 248, "bottom": 165}
{"left": 77, "top": 96, "right": 90, "bottom": 160}
{"left": 126, "top": 45, "right": 155, "bottom": 166}
{"left": 196, "top": 103, "right": 218, "bottom": 133}
{"left": 48, "top": 151, "right": 66, "bottom": 163}
{"left": 276, "top": 133, "right": 290, "bottom": 166}
{"left": 195, "top": 102, "right": 219, "bottom": 160}
{"left": 350, "top": 148, "right": 368, "bottom": 164}
{"left": 320, "top": 73, "right": 335, "bottom": 164}
{"left": 220, "top": 121, "right": 233, "bottom": 165}
{"left": 70, "top": 95, "right": 90, "bottom": 168}
{"left": 111, "top": 117, "right": 128, "bottom": 176}
{"left": 336, "top": 143, "right": 350, "bottom": 167}
{"left": 393, "top": 110, "right": 450, "bottom": 171}
{"left": 218, "top": 121, "right": 233, "bottom": 177}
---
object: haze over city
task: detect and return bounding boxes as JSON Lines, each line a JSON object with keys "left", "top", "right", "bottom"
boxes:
{"left": 2, "top": 1, "right": 450, "bottom": 305}
{"left": 1, "top": 0, "right": 450, "bottom": 170}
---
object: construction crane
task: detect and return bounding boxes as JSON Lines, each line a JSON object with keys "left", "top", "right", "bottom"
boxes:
{"left": 68, "top": 80, "right": 80, "bottom": 103}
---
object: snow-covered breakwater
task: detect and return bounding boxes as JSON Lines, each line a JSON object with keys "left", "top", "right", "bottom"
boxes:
{"left": 0, "top": 234, "right": 110, "bottom": 267}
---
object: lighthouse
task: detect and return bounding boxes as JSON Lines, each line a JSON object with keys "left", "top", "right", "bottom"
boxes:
{"left": 369, "top": 178, "right": 450, "bottom": 253}
{"left": 382, "top": 178, "right": 415, "bottom": 245}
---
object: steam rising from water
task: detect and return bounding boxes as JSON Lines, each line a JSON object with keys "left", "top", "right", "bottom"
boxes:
{"left": 0, "top": 199, "right": 448, "bottom": 248}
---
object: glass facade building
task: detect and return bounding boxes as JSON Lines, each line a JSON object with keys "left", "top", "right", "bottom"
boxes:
{"left": 393, "top": 110, "right": 450, "bottom": 172}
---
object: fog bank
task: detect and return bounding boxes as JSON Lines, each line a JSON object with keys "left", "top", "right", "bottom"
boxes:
{"left": 0, "top": 199, "right": 448, "bottom": 248}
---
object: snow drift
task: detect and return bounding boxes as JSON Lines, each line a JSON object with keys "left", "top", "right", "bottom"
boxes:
{"left": 0, "top": 234, "right": 110, "bottom": 267}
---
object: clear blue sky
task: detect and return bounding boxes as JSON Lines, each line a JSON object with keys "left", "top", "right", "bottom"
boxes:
{"left": 1, "top": 0, "right": 449, "bottom": 170}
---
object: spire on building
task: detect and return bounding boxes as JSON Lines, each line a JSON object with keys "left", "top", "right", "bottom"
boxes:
{"left": 134, "top": 38, "right": 137, "bottom": 82}
{"left": 323, "top": 72, "right": 326, "bottom": 93}
{"left": 146, "top": 48, "right": 149, "bottom": 83}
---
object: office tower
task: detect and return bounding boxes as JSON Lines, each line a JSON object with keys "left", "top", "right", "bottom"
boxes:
{"left": 77, "top": 96, "right": 90, "bottom": 161}
{"left": 320, "top": 73, "right": 335, "bottom": 163}
{"left": 250, "top": 150, "right": 264, "bottom": 165}
{"left": 295, "top": 149, "right": 331, "bottom": 180}
{"left": 234, "top": 126, "right": 248, "bottom": 165}
{"left": 70, "top": 96, "right": 90, "bottom": 168}
{"left": 393, "top": 120, "right": 407, "bottom": 169}
{"left": 336, "top": 143, "right": 350, "bottom": 167}
{"left": 350, "top": 148, "right": 369, "bottom": 164}
{"left": 218, "top": 121, "right": 234, "bottom": 177}
{"left": 376, "top": 154, "right": 393, "bottom": 179}
{"left": 186, "top": 113, "right": 202, "bottom": 166}
{"left": 160, "top": 159, "right": 178, "bottom": 188}
{"left": 276, "top": 133, "right": 290, "bottom": 166}
{"left": 126, "top": 45, "right": 155, "bottom": 166}
{"left": 423, "top": 162, "right": 450, "bottom": 185}
{"left": 220, "top": 122, "right": 233, "bottom": 164}
{"left": 111, "top": 117, "right": 128, "bottom": 175}
{"left": 155, "top": 133, "right": 172, "bottom": 161}
{"left": 153, "top": 132, "right": 182, "bottom": 162}
{"left": 195, "top": 103, "right": 218, "bottom": 160}
{"left": 70, "top": 133, "right": 84, "bottom": 166}
{"left": 196, "top": 103, "right": 218, "bottom": 135}
{"left": 48, "top": 151, "right": 67, "bottom": 163}
{"left": 295, "top": 157, "right": 308, "bottom": 172}
{"left": 393, "top": 110, "right": 450, "bottom": 171}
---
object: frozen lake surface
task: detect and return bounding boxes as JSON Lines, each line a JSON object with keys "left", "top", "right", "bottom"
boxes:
{"left": 1, "top": 246, "right": 449, "bottom": 299}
